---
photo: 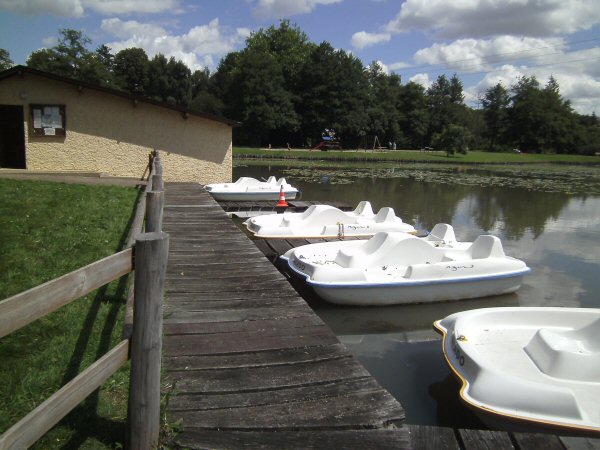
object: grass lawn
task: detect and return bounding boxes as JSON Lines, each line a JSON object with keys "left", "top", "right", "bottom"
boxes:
{"left": 0, "top": 178, "right": 140, "bottom": 449}
{"left": 234, "top": 147, "right": 599, "bottom": 165}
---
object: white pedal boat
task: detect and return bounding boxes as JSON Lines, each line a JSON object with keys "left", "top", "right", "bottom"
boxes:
{"left": 280, "top": 225, "right": 529, "bottom": 305}
{"left": 434, "top": 307, "right": 600, "bottom": 433}
{"left": 245, "top": 201, "right": 416, "bottom": 238}
{"left": 204, "top": 176, "right": 299, "bottom": 201}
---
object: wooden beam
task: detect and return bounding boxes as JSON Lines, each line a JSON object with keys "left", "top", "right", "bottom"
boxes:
{"left": 0, "top": 249, "right": 133, "bottom": 339}
{"left": 0, "top": 340, "right": 129, "bottom": 450}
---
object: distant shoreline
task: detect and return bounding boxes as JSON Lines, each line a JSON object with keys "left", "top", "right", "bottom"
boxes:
{"left": 234, "top": 147, "right": 600, "bottom": 166}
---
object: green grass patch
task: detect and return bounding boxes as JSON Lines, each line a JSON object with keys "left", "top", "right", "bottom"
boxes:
{"left": 0, "top": 179, "right": 139, "bottom": 449}
{"left": 234, "top": 147, "right": 600, "bottom": 165}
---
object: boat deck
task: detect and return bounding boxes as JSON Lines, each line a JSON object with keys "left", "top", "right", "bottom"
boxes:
{"left": 161, "top": 183, "right": 600, "bottom": 449}
{"left": 218, "top": 199, "right": 353, "bottom": 214}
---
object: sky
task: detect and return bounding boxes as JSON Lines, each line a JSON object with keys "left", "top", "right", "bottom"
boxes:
{"left": 1, "top": 0, "right": 600, "bottom": 114}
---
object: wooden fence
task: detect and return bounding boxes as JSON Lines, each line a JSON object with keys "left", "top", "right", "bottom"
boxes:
{"left": 0, "top": 152, "right": 168, "bottom": 450}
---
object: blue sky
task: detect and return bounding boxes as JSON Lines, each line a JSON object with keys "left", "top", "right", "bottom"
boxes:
{"left": 1, "top": 0, "right": 599, "bottom": 114}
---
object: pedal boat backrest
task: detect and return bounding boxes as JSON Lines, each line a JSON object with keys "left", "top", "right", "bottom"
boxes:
{"left": 426, "top": 223, "right": 457, "bottom": 245}
{"left": 352, "top": 201, "right": 374, "bottom": 217}
{"left": 468, "top": 235, "right": 506, "bottom": 259}
{"left": 334, "top": 233, "right": 441, "bottom": 268}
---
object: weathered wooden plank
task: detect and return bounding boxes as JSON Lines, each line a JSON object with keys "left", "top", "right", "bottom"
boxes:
{"left": 163, "top": 324, "right": 337, "bottom": 356}
{"left": 265, "top": 239, "right": 294, "bottom": 256}
{"left": 167, "top": 258, "right": 272, "bottom": 270}
{"left": 0, "top": 340, "right": 129, "bottom": 450}
{"left": 169, "top": 377, "right": 392, "bottom": 411}
{"left": 459, "top": 428, "right": 514, "bottom": 449}
{"left": 512, "top": 432, "right": 565, "bottom": 450}
{"left": 166, "top": 265, "right": 280, "bottom": 277}
{"left": 165, "top": 280, "right": 295, "bottom": 294}
{"left": 163, "top": 343, "right": 350, "bottom": 370}
{"left": 163, "top": 296, "right": 306, "bottom": 312}
{"left": 165, "top": 290, "right": 299, "bottom": 301}
{"left": 164, "top": 314, "right": 324, "bottom": 336}
{"left": 0, "top": 248, "right": 132, "bottom": 339}
{"left": 163, "top": 304, "right": 314, "bottom": 324}
{"left": 173, "top": 429, "right": 411, "bottom": 449}
{"left": 286, "top": 238, "right": 311, "bottom": 248}
{"left": 170, "top": 389, "right": 403, "bottom": 430}
{"left": 560, "top": 435, "right": 600, "bottom": 449}
{"left": 404, "top": 424, "right": 460, "bottom": 449}
{"left": 168, "top": 356, "right": 370, "bottom": 393}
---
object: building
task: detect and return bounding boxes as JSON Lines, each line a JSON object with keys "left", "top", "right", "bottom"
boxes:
{"left": 0, "top": 66, "right": 238, "bottom": 183}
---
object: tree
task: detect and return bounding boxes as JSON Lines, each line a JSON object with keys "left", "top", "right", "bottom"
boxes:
{"left": 508, "top": 75, "right": 579, "bottom": 153}
{"left": 481, "top": 83, "right": 510, "bottom": 150}
{"left": 165, "top": 57, "right": 192, "bottom": 105}
{"left": 538, "top": 76, "right": 578, "bottom": 153}
{"left": 426, "top": 74, "right": 466, "bottom": 142}
{"left": 216, "top": 45, "right": 299, "bottom": 145}
{"left": 0, "top": 48, "right": 13, "bottom": 70}
{"left": 365, "top": 62, "right": 403, "bottom": 144}
{"left": 245, "top": 20, "right": 312, "bottom": 93}
{"left": 146, "top": 53, "right": 170, "bottom": 101}
{"left": 398, "top": 81, "right": 429, "bottom": 148}
{"left": 26, "top": 29, "right": 113, "bottom": 85}
{"left": 113, "top": 48, "right": 149, "bottom": 94}
{"left": 508, "top": 76, "right": 543, "bottom": 151}
{"left": 189, "top": 67, "right": 223, "bottom": 115}
{"left": 145, "top": 54, "right": 192, "bottom": 105}
{"left": 432, "top": 124, "right": 472, "bottom": 156}
{"left": 296, "top": 42, "right": 369, "bottom": 147}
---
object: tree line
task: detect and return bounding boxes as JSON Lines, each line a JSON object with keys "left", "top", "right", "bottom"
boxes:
{"left": 1, "top": 24, "right": 598, "bottom": 154}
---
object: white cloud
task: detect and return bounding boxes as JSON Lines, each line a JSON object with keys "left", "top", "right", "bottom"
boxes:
{"left": 413, "top": 36, "right": 567, "bottom": 73}
{"left": 0, "top": 0, "right": 180, "bottom": 16}
{"left": 84, "top": 0, "right": 182, "bottom": 15}
{"left": 409, "top": 73, "right": 432, "bottom": 88}
{"left": 102, "top": 17, "right": 248, "bottom": 71}
{"left": 384, "top": 0, "right": 600, "bottom": 39}
{"left": 465, "top": 47, "right": 600, "bottom": 114}
{"left": 388, "top": 61, "right": 412, "bottom": 71}
{"left": 253, "top": 0, "right": 342, "bottom": 19}
{"left": 368, "top": 60, "right": 389, "bottom": 74}
{"left": 42, "top": 36, "right": 59, "bottom": 47}
{"left": 0, "top": 0, "right": 84, "bottom": 17}
{"left": 351, "top": 31, "right": 391, "bottom": 50}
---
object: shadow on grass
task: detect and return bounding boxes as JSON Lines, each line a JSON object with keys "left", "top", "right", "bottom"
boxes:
{"left": 55, "top": 187, "right": 143, "bottom": 448}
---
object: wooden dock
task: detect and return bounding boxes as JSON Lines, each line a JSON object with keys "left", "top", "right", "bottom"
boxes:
{"left": 161, "top": 183, "right": 408, "bottom": 448}
{"left": 161, "top": 184, "right": 600, "bottom": 449}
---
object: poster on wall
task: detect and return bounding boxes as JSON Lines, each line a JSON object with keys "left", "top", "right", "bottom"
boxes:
{"left": 30, "top": 104, "right": 66, "bottom": 137}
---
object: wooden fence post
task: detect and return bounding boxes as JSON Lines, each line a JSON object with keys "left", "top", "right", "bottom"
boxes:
{"left": 152, "top": 173, "right": 164, "bottom": 191}
{"left": 154, "top": 159, "right": 163, "bottom": 177}
{"left": 145, "top": 190, "right": 164, "bottom": 233}
{"left": 128, "top": 231, "right": 169, "bottom": 450}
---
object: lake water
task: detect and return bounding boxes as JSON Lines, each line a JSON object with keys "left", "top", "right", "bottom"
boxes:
{"left": 233, "top": 159, "right": 600, "bottom": 429}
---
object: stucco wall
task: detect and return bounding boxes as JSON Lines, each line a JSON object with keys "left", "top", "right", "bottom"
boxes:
{"left": 0, "top": 73, "right": 232, "bottom": 183}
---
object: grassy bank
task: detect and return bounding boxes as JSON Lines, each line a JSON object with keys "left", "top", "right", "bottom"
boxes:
{"left": 234, "top": 147, "right": 599, "bottom": 165}
{"left": 0, "top": 178, "right": 139, "bottom": 449}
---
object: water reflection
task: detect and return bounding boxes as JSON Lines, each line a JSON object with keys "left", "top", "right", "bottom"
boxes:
{"left": 234, "top": 161, "right": 600, "bottom": 428}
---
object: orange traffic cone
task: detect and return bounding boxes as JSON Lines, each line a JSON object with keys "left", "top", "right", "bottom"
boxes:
{"left": 276, "top": 185, "right": 288, "bottom": 207}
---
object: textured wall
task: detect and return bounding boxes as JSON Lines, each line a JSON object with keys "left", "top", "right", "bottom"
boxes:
{"left": 0, "top": 73, "right": 232, "bottom": 183}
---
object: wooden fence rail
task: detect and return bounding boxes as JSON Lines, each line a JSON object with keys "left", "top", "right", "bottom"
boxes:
{"left": 0, "top": 249, "right": 132, "bottom": 340}
{"left": 0, "top": 151, "right": 167, "bottom": 450}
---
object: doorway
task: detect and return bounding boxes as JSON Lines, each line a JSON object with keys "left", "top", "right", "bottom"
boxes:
{"left": 0, "top": 105, "right": 26, "bottom": 169}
